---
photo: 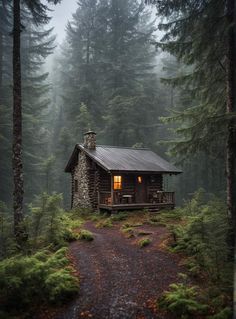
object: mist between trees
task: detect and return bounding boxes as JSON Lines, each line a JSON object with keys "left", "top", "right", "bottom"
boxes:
{"left": 0, "top": 0, "right": 229, "bottom": 210}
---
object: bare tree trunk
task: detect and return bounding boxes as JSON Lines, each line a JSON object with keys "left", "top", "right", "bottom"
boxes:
{"left": 12, "top": 0, "right": 25, "bottom": 244}
{"left": 0, "top": 29, "right": 3, "bottom": 91}
{"left": 226, "top": 0, "right": 236, "bottom": 230}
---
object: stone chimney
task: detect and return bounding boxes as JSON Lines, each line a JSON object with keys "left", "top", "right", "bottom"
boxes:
{"left": 83, "top": 131, "right": 96, "bottom": 149}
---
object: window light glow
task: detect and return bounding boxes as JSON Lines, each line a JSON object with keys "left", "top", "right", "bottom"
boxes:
{"left": 114, "top": 176, "right": 122, "bottom": 190}
{"left": 138, "top": 176, "right": 142, "bottom": 183}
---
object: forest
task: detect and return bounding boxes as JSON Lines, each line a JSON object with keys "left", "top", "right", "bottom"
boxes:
{"left": 0, "top": 0, "right": 235, "bottom": 318}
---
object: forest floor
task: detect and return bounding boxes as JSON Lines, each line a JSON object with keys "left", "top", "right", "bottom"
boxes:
{"left": 37, "top": 219, "right": 183, "bottom": 319}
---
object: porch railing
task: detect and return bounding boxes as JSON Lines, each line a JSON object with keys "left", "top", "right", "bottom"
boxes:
{"left": 99, "top": 191, "right": 112, "bottom": 205}
{"left": 99, "top": 191, "right": 175, "bottom": 206}
{"left": 149, "top": 191, "right": 175, "bottom": 204}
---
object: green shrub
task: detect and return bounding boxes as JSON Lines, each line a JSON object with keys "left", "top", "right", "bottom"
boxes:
{"left": 110, "top": 212, "right": 128, "bottom": 221}
{"left": 0, "top": 202, "right": 17, "bottom": 259}
{"left": 122, "top": 222, "right": 142, "bottom": 228}
{"left": 166, "top": 190, "right": 231, "bottom": 286}
{"left": 28, "top": 193, "right": 84, "bottom": 249}
{"left": 121, "top": 227, "right": 135, "bottom": 238}
{"left": 138, "top": 238, "right": 151, "bottom": 247}
{"left": 62, "top": 228, "right": 79, "bottom": 242}
{"left": 158, "top": 190, "right": 233, "bottom": 318}
{"left": 158, "top": 283, "right": 208, "bottom": 318}
{"left": 78, "top": 229, "right": 94, "bottom": 241}
{"left": 0, "top": 248, "right": 79, "bottom": 311}
{"left": 89, "top": 214, "right": 103, "bottom": 221}
{"left": 208, "top": 307, "right": 232, "bottom": 319}
{"left": 44, "top": 268, "right": 78, "bottom": 302}
{"left": 70, "top": 207, "right": 94, "bottom": 218}
{"left": 96, "top": 218, "right": 113, "bottom": 228}
{"left": 148, "top": 215, "right": 165, "bottom": 226}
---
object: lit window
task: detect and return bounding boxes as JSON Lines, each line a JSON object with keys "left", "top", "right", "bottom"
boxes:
{"left": 114, "top": 176, "right": 122, "bottom": 190}
{"left": 138, "top": 176, "right": 142, "bottom": 183}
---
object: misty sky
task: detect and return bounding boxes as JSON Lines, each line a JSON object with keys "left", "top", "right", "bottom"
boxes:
{"left": 47, "top": 0, "right": 78, "bottom": 44}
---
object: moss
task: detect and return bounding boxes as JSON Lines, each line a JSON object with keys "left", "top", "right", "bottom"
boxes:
{"left": 96, "top": 218, "right": 113, "bottom": 228}
{"left": 78, "top": 229, "right": 94, "bottom": 241}
{"left": 122, "top": 222, "right": 142, "bottom": 229}
{"left": 138, "top": 238, "right": 151, "bottom": 247}
{"left": 121, "top": 227, "right": 135, "bottom": 238}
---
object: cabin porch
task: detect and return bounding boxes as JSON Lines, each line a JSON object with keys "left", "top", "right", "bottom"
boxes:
{"left": 98, "top": 190, "right": 175, "bottom": 211}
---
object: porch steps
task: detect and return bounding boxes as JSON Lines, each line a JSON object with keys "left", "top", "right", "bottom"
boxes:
{"left": 148, "top": 206, "right": 160, "bottom": 213}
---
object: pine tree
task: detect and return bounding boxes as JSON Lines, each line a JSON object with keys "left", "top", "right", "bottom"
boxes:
{"left": 0, "top": 1, "right": 12, "bottom": 204}
{"left": 148, "top": 0, "right": 236, "bottom": 222}
{"left": 12, "top": 0, "right": 24, "bottom": 242}
{"left": 12, "top": 0, "right": 60, "bottom": 243}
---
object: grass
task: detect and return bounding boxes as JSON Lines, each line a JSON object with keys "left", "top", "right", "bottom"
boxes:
{"left": 121, "top": 226, "right": 135, "bottom": 238}
{"left": 110, "top": 212, "right": 128, "bottom": 221}
{"left": 138, "top": 238, "right": 151, "bottom": 247}
{"left": 95, "top": 218, "right": 113, "bottom": 228}
{"left": 78, "top": 229, "right": 94, "bottom": 241}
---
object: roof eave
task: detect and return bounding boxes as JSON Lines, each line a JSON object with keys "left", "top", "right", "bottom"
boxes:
{"left": 109, "top": 169, "right": 182, "bottom": 174}
{"left": 64, "top": 144, "right": 80, "bottom": 173}
{"left": 77, "top": 145, "right": 110, "bottom": 172}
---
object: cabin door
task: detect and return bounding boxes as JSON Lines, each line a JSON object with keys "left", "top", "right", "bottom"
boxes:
{"left": 135, "top": 175, "right": 146, "bottom": 203}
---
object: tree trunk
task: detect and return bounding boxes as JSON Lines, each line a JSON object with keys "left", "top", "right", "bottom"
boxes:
{"left": 226, "top": 0, "right": 236, "bottom": 230}
{"left": 0, "top": 29, "right": 3, "bottom": 92}
{"left": 12, "top": 0, "right": 25, "bottom": 243}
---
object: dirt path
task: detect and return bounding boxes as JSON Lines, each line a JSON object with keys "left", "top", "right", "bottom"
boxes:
{"left": 44, "top": 222, "right": 181, "bottom": 319}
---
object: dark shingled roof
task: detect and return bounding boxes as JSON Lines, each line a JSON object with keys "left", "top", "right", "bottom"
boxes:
{"left": 65, "top": 144, "right": 182, "bottom": 174}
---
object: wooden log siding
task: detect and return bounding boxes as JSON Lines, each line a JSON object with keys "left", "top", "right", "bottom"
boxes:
{"left": 147, "top": 175, "right": 163, "bottom": 201}
{"left": 100, "top": 169, "right": 111, "bottom": 192}
{"left": 123, "top": 174, "right": 135, "bottom": 193}
{"left": 71, "top": 168, "right": 75, "bottom": 209}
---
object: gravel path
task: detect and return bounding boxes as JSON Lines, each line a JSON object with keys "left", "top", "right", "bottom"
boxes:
{"left": 41, "top": 222, "right": 181, "bottom": 319}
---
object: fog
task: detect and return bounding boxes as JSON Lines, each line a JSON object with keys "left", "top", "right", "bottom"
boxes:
{"left": 47, "top": 0, "right": 78, "bottom": 44}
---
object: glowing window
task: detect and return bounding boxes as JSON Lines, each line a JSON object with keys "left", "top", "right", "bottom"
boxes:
{"left": 138, "top": 176, "right": 142, "bottom": 183}
{"left": 114, "top": 176, "right": 122, "bottom": 190}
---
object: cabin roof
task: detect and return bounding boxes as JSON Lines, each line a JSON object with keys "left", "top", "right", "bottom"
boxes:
{"left": 65, "top": 144, "right": 182, "bottom": 174}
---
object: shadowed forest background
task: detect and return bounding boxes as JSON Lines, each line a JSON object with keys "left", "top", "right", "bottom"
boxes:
{"left": 0, "top": 0, "right": 235, "bottom": 318}
{"left": 0, "top": 0, "right": 226, "bottom": 209}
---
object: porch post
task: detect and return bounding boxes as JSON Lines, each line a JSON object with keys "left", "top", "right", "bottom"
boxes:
{"left": 111, "top": 173, "right": 114, "bottom": 205}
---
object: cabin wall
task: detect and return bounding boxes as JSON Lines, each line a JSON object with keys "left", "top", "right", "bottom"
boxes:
{"left": 123, "top": 174, "right": 135, "bottom": 193}
{"left": 99, "top": 169, "right": 111, "bottom": 192}
{"left": 147, "top": 174, "right": 163, "bottom": 200}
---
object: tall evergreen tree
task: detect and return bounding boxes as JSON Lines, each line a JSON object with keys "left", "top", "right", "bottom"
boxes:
{"left": 147, "top": 0, "right": 236, "bottom": 223}
{"left": 52, "top": 0, "right": 171, "bottom": 205}
{"left": 12, "top": 0, "right": 24, "bottom": 242}
{"left": 12, "top": 0, "right": 60, "bottom": 242}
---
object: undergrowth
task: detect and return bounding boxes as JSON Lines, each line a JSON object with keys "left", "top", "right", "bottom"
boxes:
{"left": 0, "top": 193, "right": 83, "bottom": 317}
{"left": 138, "top": 237, "right": 151, "bottom": 247}
{"left": 157, "top": 189, "right": 233, "bottom": 318}
{"left": 0, "top": 247, "right": 79, "bottom": 315}
{"left": 78, "top": 229, "right": 94, "bottom": 241}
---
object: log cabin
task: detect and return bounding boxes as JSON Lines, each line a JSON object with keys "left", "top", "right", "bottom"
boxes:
{"left": 65, "top": 131, "right": 182, "bottom": 212}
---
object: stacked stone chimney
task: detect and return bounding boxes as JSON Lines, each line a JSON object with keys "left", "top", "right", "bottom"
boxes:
{"left": 84, "top": 131, "right": 96, "bottom": 149}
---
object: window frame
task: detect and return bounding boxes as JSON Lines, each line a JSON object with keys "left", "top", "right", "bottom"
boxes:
{"left": 113, "top": 175, "right": 122, "bottom": 190}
